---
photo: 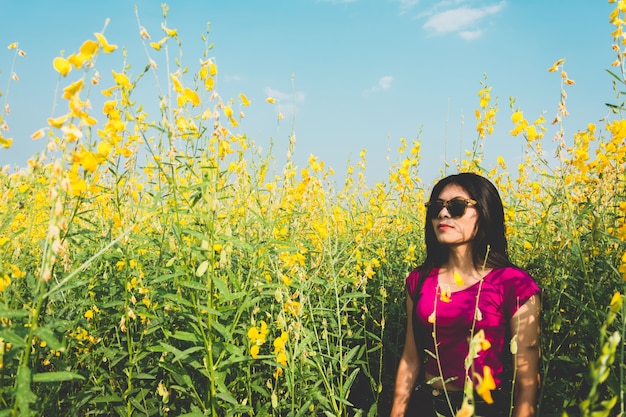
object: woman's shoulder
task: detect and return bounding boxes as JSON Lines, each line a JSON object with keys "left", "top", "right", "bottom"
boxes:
{"left": 405, "top": 266, "right": 438, "bottom": 294}
{"left": 488, "top": 266, "right": 540, "bottom": 292}
{"left": 406, "top": 266, "right": 439, "bottom": 280}
{"left": 489, "top": 265, "right": 533, "bottom": 280}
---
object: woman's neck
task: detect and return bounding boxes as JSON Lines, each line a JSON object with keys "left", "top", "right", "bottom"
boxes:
{"left": 446, "top": 245, "right": 474, "bottom": 272}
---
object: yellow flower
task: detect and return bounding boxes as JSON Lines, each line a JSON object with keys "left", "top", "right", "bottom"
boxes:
{"left": 66, "top": 166, "right": 87, "bottom": 196}
{"left": 31, "top": 128, "right": 46, "bottom": 140}
{"left": 66, "top": 53, "right": 84, "bottom": 69}
{"left": 62, "top": 79, "right": 84, "bottom": 99}
{"left": 453, "top": 271, "right": 465, "bottom": 286}
{"left": 239, "top": 93, "right": 250, "bottom": 107}
{"left": 150, "top": 37, "right": 168, "bottom": 51}
{"left": 455, "top": 400, "right": 474, "bottom": 417}
{"left": 139, "top": 26, "right": 151, "bottom": 39}
{"left": 112, "top": 70, "right": 130, "bottom": 89}
{"left": 610, "top": 291, "right": 623, "bottom": 313}
{"left": 101, "top": 86, "right": 119, "bottom": 97}
{"left": 157, "top": 381, "right": 170, "bottom": 403}
{"left": 0, "top": 274, "right": 11, "bottom": 292}
{"left": 266, "top": 97, "right": 276, "bottom": 104}
{"left": 250, "top": 344, "right": 260, "bottom": 359}
{"left": 273, "top": 332, "right": 287, "bottom": 351}
{"left": 79, "top": 39, "right": 99, "bottom": 58}
{"left": 476, "top": 366, "right": 496, "bottom": 404}
{"left": 162, "top": 25, "right": 177, "bottom": 37}
{"left": 97, "top": 141, "right": 112, "bottom": 156}
{"left": 170, "top": 74, "right": 183, "bottom": 93}
{"left": 439, "top": 285, "right": 451, "bottom": 303}
{"left": 247, "top": 321, "right": 268, "bottom": 346}
{"left": 511, "top": 110, "right": 524, "bottom": 124}
{"left": 284, "top": 299, "right": 301, "bottom": 316}
{"left": 94, "top": 32, "right": 117, "bottom": 53}
{"left": 548, "top": 58, "right": 565, "bottom": 72}
{"left": 199, "top": 65, "right": 208, "bottom": 80}
{"left": 186, "top": 88, "right": 201, "bottom": 106}
{"left": 53, "top": 57, "right": 71, "bottom": 77}
{"left": 276, "top": 351, "right": 287, "bottom": 366}
{"left": 0, "top": 134, "right": 13, "bottom": 149}
{"left": 427, "top": 311, "right": 436, "bottom": 324}
{"left": 480, "top": 337, "right": 491, "bottom": 351}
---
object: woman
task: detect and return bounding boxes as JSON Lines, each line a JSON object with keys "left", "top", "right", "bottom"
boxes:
{"left": 390, "top": 173, "right": 540, "bottom": 417}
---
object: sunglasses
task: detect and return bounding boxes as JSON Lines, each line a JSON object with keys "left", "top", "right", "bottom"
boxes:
{"left": 425, "top": 197, "right": 477, "bottom": 219}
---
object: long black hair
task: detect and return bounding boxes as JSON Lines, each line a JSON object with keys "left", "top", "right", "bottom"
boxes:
{"left": 417, "top": 172, "right": 513, "bottom": 279}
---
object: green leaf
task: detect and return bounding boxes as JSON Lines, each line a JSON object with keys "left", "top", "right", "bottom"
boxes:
{"left": 212, "top": 275, "right": 230, "bottom": 296}
{"left": 33, "top": 326, "right": 64, "bottom": 351}
{"left": 0, "top": 329, "right": 27, "bottom": 348}
{"left": 131, "top": 373, "right": 156, "bottom": 380}
{"left": 171, "top": 330, "right": 200, "bottom": 343}
{"left": 294, "top": 399, "right": 314, "bottom": 417}
{"left": 211, "top": 320, "right": 230, "bottom": 340}
{"left": 32, "top": 371, "right": 85, "bottom": 383}
{"left": 90, "top": 394, "right": 123, "bottom": 404}
{"left": 155, "top": 342, "right": 184, "bottom": 356}
{"left": 179, "top": 279, "right": 208, "bottom": 291}
{"left": 163, "top": 293, "right": 194, "bottom": 308}
{"left": 172, "top": 346, "right": 205, "bottom": 362}
{"left": 341, "top": 367, "right": 361, "bottom": 399}
{"left": 341, "top": 345, "right": 363, "bottom": 369}
{"left": 0, "top": 305, "right": 29, "bottom": 319}
{"left": 153, "top": 271, "right": 185, "bottom": 283}
{"left": 605, "top": 68, "right": 626, "bottom": 85}
{"left": 339, "top": 292, "right": 369, "bottom": 300}
{"left": 215, "top": 390, "right": 239, "bottom": 405}
{"left": 16, "top": 366, "right": 37, "bottom": 411}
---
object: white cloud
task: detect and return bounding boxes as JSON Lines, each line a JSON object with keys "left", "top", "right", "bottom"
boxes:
{"left": 264, "top": 87, "right": 305, "bottom": 103}
{"left": 460, "top": 29, "right": 483, "bottom": 40}
{"left": 378, "top": 76, "right": 394, "bottom": 90}
{"left": 422, "top": 1, "right": 505, "bottom": 39}
{"left": 363, "top": 76, "right": 394, "bottom": 96}
{"left": 398, "top": 0, "right": 420, "bottom": 15}
{"left": 263, "top": 87, "right": 306, "bottom": 116}
{"left": 224, "top": 74, "right": 243, "bottom": 82}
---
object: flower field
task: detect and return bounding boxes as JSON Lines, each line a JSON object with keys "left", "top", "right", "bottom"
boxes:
{"left": 0, "top": 2, "right": 625, "bottom": 417}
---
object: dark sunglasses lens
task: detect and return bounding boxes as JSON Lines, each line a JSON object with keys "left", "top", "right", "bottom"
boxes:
{"left": 427, "top": 202, "right": 443, "bottom": 218}
{"left": 447, "top": 200, "right": 467, "bottom": 217}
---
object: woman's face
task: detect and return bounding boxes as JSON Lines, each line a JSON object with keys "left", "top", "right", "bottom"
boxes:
{"left": 430, "top": 184, "right": 479, "bottom": 247}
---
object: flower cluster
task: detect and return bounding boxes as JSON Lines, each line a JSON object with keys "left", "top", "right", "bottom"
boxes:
{"left": 247, "top": 321, "right": 268, "bottom": 359}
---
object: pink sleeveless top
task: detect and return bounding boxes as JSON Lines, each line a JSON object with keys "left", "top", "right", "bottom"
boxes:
{"left": 406, "top": 267, "right": 540, "bottom": 389}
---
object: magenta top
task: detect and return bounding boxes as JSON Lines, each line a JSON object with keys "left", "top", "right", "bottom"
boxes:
{"left": 406, "top": 266, "right": 540, "bottom": 389}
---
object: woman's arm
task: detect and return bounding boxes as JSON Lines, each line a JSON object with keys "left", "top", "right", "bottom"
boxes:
{"left": 390, "top": 293, "right": 422, "bottom": 417}
{"left": 510, "top": 293, "right": 541, "bottom": 417}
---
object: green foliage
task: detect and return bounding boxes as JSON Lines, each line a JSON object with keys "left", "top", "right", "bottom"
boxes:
{"left": 0, "top": 2, "right": 625, "bottom": 417}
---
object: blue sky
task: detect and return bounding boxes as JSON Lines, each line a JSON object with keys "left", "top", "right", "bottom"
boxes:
{"left": 0, "top": 0, "right": 617, "bottom": 185}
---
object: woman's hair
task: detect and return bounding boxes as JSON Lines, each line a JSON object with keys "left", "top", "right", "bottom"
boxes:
{"left": 418, "top": 172, "right": 512, "bottom": 278}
